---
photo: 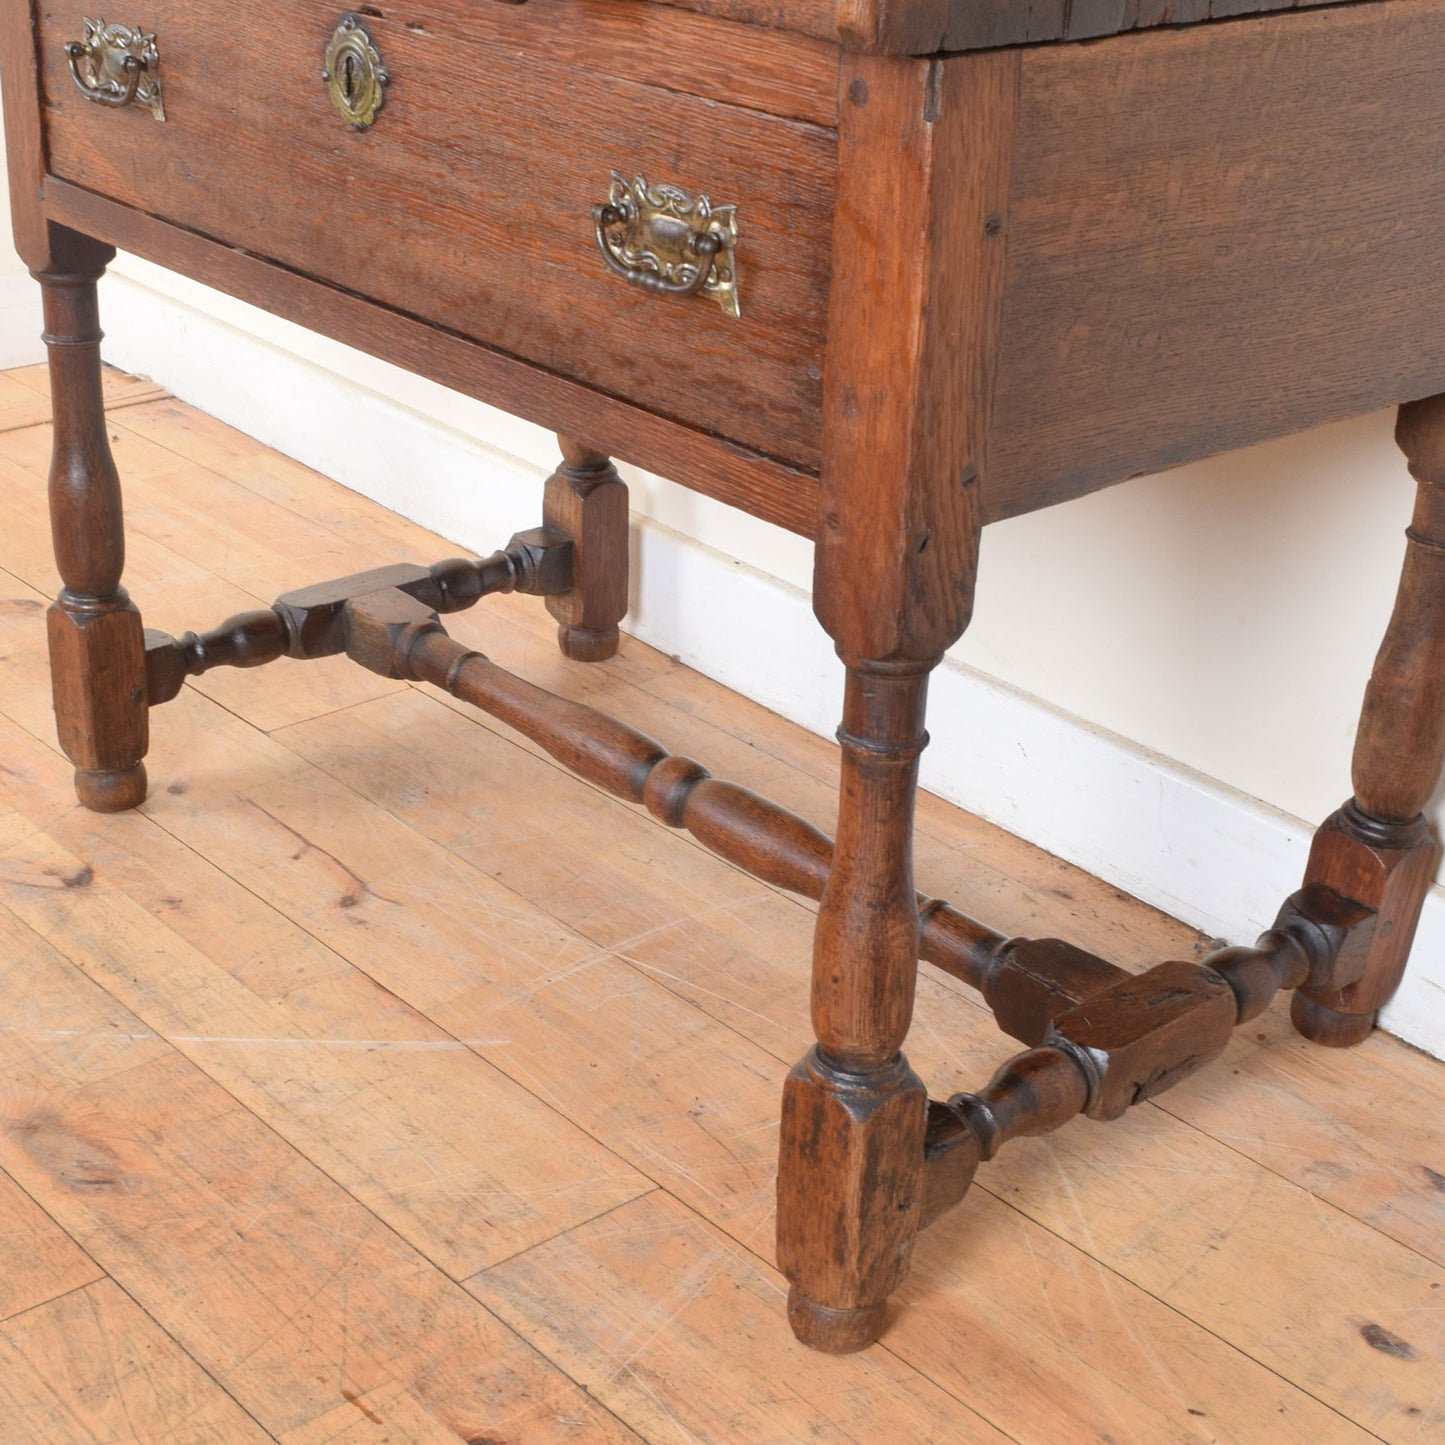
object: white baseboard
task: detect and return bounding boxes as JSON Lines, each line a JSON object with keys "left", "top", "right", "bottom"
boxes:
{"left": 96, "top": 268, "right": 1445, "bottom": 1060}
{"left": 0, "top": 273, "right": 43, "bottom": 369}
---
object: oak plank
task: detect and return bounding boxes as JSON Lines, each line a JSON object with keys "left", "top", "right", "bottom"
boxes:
{"left": 2, "top": 362, "right": 168, "bottom": 421}
{"left": 0, "top": 374, "right": 56, "bottom": 437}
{"left": 131, "top": 743, "right": 792, "bottom": 1252}
{"left": 982, "top": 1084, "right": 1445, "bottom": 1436}
{"left": 888, "top": 1188, "right": 1374, "bottom": 1445}
{"left": 472, "top": 1190, "right": 1016, "bottom": 1443}
{"left": 0, "top": 1279, "right": 270, "bottom": 1443}
{"left": 1156, "top": 1009, "right": 1445, "bottom": 1270}
{"left": 0, "top": 715, "right": 654, "bottom": 1281}
{"left": 0, "top": 904, "right": 640, "bottom": 1442}
{"left": 269, "top": 685, "right": 1007, "bottom": 1071}
{"left": 0, "top": 416, "right": 396, "bottom": 601}
{"left": 276, "top": 686, "right": 788, "bottom": 952}
{"left": 281, "top": 1380, "right": 470, "bottom": 1445}
{"left": 477, "top": 1188, "right": 1373, "bottom": 1445}
{"left": 0, "top": 1162, "right": 102, "bottom": 1323}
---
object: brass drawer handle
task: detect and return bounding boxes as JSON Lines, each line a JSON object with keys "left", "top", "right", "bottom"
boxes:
{"left": 65, "top": 18, "right": 164, "bottom": 122}
{"left": 593, "top": 173, "right": 740, "bottom": 318}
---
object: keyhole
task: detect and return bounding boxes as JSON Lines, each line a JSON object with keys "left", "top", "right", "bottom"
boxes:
{"left": 342, "top": 51, "right": 358, "bottom": 104}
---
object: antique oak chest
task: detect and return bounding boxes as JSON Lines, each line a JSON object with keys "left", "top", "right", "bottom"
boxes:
{"left": 5, "top": 0, "right": 1445, "bottom": 1350}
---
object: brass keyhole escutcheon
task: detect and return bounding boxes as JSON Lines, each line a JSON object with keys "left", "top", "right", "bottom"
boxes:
{"left": 323, "top": 15, "right": 388, "bottom": 130}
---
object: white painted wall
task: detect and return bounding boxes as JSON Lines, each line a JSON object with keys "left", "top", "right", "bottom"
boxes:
{"left": 90, "top": 255, "right": 1445, "bottom": 1059}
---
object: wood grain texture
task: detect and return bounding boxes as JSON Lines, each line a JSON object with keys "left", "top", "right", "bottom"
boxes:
{"left": 813, "top": 49, "right": 1014, "bottom": 660}
{"left": 473, "top": 1189, "right": 1015, "bottom": 1442}
{"left": 978, "top": 1070, "right": 1445, "bottom": 1440}
{"left": 895, "top": 1185, "right": 1382, "bottom": 1445}
{"left": 0, "top": 0, "right": 48, "bottom": 266}
{"left": 0, "top": 899, "right": 640, "bottom": 1443}
{"left": 860, "top": 0, "right": 1365, "bottom": 54}
{"left": 279, "top": 1381, "right": 471, "bottom": 1445}
{"left": 631, "top": 0, "right": 1363, "bottom": 53}
{"left": 0, "top": 791, "right": 656, "bottom": 1282}
{"left": 781, "top": 48, "right": 1015, "bottom": 1349}
{"left": 39, "top": 0, "right": 835, "bottom": 468}
{"left": 985, "top": 0, "right": 1445, "bottom": 522}
{"left": 0, "top": 1279, "right": 272, "bottom": 1443}
{"left": 0, "top": 363, "right": 165, "bottom": 435}
{"left": 46, "top": 182, "right": 820, "bottom": 536}
{"left": 0, "top": 1162, "right": 102, "bottom": 1322}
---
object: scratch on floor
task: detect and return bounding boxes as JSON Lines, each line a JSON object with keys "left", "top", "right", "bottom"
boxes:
{"left": 497, "top": 890, "right": 780, "bottom": 1010}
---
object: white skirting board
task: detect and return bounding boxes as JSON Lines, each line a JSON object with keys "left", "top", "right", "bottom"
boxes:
{"left": 95, "top": 265, "right": 1445, "bottom": 1060}
{"left": 0, "top": 273, "right": 44, "bottom": 369}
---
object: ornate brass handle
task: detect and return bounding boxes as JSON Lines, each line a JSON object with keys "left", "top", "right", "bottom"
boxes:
{"left": 65, "top": 19, "right": 165, "bottom": 122}
{"left": 592, "top": 173, "right": 740, "bottom": 318}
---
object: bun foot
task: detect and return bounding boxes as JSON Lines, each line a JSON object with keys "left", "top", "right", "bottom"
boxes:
{"left": 557, "top": 623, "right": 619, "bottom": 663}
{"left": 786, "top": 1287, "right": 887, "bottom": 1353}
{"left": 74, "top": 762, "right": 147, "bottom": 813}
{"left": 1290, "top": 990, "right": 1376, "bottom": 1048}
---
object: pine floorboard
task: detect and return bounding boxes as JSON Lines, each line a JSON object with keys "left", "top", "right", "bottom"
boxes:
{"left": 0, "top": 365, "right": 1442, "bottom": 1442}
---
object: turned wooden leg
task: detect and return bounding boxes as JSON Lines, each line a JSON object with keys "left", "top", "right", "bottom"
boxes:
{"left": 37, "top": 253, "right": 149, "bottom": 812}
{"left": 1293, "top": 395, "right": 1445, "bottom": 1045}
{"left": 777, "top": 51, "right": 1005, "bottom": 1349}
{"left": 777, "top": 658, "right": 933, "bottom": 1353}
{"left": 543, "top": 438, "right": 628, "bottom": 663}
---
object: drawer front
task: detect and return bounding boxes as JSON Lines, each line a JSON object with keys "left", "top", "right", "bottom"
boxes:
{"left": 39, "top": 0, "right": 836, "bottom": 468}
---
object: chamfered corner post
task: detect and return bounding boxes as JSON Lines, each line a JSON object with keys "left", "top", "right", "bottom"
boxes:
{"left": 543, "top": 437, "right": 629, "bottom": 662}
{"left": 35, "top": 229, "right": 150, "bottom": 812}
{"left": 1293, "top": 394, "right": 1445, "bottom": 1046}
{"left": 776, "top": 49, "right": 1016, "bottom": 1351}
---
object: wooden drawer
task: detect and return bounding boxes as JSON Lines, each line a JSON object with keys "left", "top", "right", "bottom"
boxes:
{"left": 38, "top": 0, "right": 837, "bottom": 468}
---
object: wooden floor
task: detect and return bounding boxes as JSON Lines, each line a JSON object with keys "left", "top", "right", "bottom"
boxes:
{"left": 0, "top": 366, "right": 1442, "bottom": 1443}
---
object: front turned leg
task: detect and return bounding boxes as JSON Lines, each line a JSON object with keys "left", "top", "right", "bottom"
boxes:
{"left": 37, "top": 257, "right": 149, "bottom": 812}
{"left": 1293, "top": 395, "right": 1445, "bottom": 1045}
{"left": 777, "top": 659, "right": 932, "bottom": 1353}
{"left": 543, "top": 439, "right": 628, "bottom": 662}
{"left": 779, "top": 46, "right": 1008, "bottom": 1347}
